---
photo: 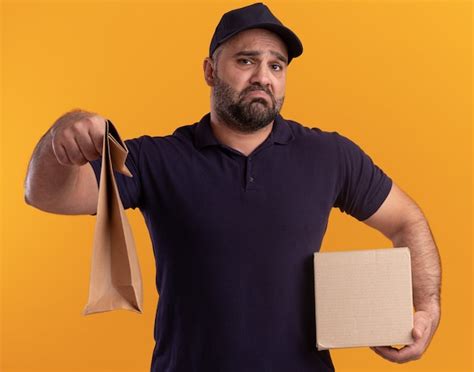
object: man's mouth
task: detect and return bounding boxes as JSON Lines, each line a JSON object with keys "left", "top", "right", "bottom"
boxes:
{"left": 246, "top": 90, "right": 269, "bottom": 98}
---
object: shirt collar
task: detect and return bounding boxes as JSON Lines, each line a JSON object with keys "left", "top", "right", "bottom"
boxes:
{"left": 194, "top": 112, "right": 294, "bottom": 150}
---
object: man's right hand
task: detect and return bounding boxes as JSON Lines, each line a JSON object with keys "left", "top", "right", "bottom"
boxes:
{"left": 24, "top": 108, "right": 108, "bottom": 215}
{"left": 49, "top": 109, "right": 107, "bottom": 166}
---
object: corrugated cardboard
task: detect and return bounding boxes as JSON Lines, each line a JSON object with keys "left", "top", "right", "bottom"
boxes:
{"left": 313, "top": 247, "right": 414, "bottom": 350}
{"left": 82, "top": 120, "right": 143, "bottom": 315}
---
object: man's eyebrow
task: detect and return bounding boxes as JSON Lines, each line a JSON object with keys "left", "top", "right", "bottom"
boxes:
{"left": 233, "top": 50, "right": 288, "bottom": 64}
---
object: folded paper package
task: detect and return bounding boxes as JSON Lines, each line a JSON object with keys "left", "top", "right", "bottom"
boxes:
{"left": 82, "top": 120, "right": 143, "bottom": 315}
{"left": 314, "top": 247, "right": 414, "bottom": 350}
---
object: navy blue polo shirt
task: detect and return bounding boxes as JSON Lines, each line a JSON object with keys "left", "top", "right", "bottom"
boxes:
{"left": 89, "top": 112, "right": 392, "bottom": 372}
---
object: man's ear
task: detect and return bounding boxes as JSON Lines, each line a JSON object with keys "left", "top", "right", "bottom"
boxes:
{"left": 203, "top": 57, "right": 216, "bottom": 87}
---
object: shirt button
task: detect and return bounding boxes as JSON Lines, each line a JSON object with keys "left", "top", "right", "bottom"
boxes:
{"left": 249, "top": 176, "right": 255, "bottom": 182}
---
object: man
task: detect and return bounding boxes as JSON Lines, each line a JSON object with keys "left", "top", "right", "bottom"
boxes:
{"left": 24, "top": 3, "right": 441, "bottom": 371}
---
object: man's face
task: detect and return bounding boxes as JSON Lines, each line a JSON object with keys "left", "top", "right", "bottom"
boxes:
{"left": 210, "top": 28, "right": 288, "bottom": 133}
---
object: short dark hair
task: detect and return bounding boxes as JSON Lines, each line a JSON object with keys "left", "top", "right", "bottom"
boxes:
{"left": 211, "top": 44, "right": 224, "bottom": 67}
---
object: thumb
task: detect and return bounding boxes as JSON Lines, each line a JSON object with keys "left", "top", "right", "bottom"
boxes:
{"left": 412, "top": 325, "right": 424, "bottom": 340}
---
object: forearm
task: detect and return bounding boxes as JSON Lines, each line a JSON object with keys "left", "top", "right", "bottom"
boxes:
{"left": 391, "top": 215, "right": 441, "bottom": 329}
{"left": 24, "top": 130, "right": 81, "bottom": 210}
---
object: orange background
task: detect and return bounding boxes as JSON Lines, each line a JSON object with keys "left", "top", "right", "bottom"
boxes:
{"left": 1, "top": 1, "right": 472, "bottom": 371}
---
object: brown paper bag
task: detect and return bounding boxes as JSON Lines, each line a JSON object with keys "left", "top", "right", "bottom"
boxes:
{"left": 82, "top": 120, "right": 143, "bottom": 315}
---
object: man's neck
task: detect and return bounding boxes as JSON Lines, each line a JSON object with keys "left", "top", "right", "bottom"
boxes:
{"left": 209, "top": 112, "right": 274, "bottom": 157}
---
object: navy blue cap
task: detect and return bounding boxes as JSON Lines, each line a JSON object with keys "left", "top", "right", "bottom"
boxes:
{"left": 209, "top": 3, "right": 303, "bottom": 64}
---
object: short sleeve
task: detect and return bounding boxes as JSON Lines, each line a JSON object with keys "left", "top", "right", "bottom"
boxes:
{"left": 333, "top": 133, "right": 392, "bottom": 221}
{"left": 88, "top": 137, "right": 143, "bottom": 215}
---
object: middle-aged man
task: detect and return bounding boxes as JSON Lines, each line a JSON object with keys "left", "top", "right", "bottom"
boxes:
{"left": 24, "top": 3, "right": 441, "bottom": 371}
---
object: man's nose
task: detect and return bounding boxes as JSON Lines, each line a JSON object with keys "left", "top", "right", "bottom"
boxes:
{"left": 249, "top": 63, "right": 272, "bottom": 87}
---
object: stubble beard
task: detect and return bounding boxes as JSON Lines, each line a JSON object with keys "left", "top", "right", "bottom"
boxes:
{"left": 212, "top": 74, "right": 285, "bottom": 133}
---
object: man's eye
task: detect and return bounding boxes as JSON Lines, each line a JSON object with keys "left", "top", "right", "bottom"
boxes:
{"left": 238, "top": 58, "right": 252, "bottom": 65}
{"left": 272, "top": 64, "right": 282, "bottom": 71}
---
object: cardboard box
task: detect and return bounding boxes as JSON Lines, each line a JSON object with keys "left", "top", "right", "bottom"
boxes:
{"left": 313, "top": 247, "right": 414, "bottom": 350}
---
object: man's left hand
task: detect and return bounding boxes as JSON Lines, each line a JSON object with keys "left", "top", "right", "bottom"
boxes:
{"left": 370, "top": 310, "right": 438, "bottom": 363}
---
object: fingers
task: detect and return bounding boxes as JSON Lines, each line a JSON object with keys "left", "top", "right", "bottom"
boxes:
{"left": 75, "top": 132, "right": 100, "bottom": 163}
{"left": 88, "top": 127, "right": 104, "bottom": 156}
{"left": 370, "top": 311, "right": 434, "bottom": 364}
{"left": 51, "top": 141, "right": 73, "bottom": 166}
{"left": 371, "top": 343, "right": 422, "bottom": 364}
{"left": 50, "top": 110, "right": 107, "bottom": 166}
{"left": 52, "top": 129, "right": 88, "bottom": 166}
{"left": 87, "top": 116, "right": 106, "bottom": 156}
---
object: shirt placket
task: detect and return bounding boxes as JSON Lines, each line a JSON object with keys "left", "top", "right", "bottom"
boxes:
{"left": 245, "top": 156, "right": 259, "bottom": 191}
